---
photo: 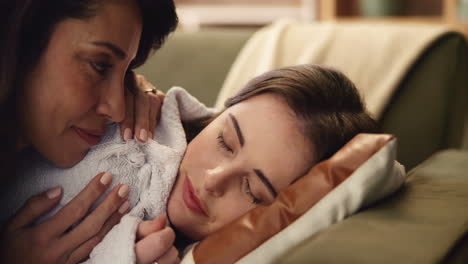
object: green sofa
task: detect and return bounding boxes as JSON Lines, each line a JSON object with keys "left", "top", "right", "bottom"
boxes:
{"left": 136, "top": 25, "right": 468, "bottom": 263}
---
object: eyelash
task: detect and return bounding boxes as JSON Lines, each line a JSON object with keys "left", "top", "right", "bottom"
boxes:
{"left": 90, "top": 61, "right": 112, "bottom": 75}
{"left": 217, "top": 131, "right": 262, "bottom": 204}
{"left": 217, "top": 131, "right": 233, "bottom": 153}
{"left": 243, "top": 177, "right": 263, "bottom": 205}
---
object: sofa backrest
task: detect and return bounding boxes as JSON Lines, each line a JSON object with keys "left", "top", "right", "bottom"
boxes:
{"left": 136, "top": 27, "right": 468, "bottom": 170}
{"left": 136, "top": 29, "right": 253, "bottom": 107}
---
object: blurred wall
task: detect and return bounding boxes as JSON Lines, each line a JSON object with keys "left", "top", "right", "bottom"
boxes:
{"left": 176, "top": 0, "right": 302, "bottom": 5}
{"left": 337, "top": 0, "right": 443, "bottom": 16}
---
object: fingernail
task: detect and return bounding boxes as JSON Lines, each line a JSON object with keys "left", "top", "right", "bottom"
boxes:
{"left": 100, "top": 172, "right": 112, "bottom": 185}
{"left": 118, "top": 200, "right": 130, "bottom": 214}
{"left": 148, "top": 131, "right": 153, "bottom": 140}
{"left": 118, "top": 184, "right": 129, "bottom": 198}
{"left": 47, "top": 186, "right": 62, "bottom": 199}
{"left": 139, "top": 129, "right": 148, "bottom": 142}
{"left": 124, "top": 128, "right": 132, "bottom": 141}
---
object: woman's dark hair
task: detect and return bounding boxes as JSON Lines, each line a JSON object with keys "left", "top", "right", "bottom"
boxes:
{"left": 0, "top": 0, "right": 178, "bottom": 181}
{"left": 185, "top": 64, "right": 380, "bottom": 163}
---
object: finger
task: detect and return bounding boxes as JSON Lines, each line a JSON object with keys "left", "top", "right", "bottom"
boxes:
{"left": 63, "top": 184, "right": 129, "bottom": 249}
{"left": 148, "top": 89, "right": 164, "bottom": 139}
{"left": 43, "top": 172, "right": 112, "bottom": 235}
{"left": 65, "top": 236, "right": 101, "bottom": 264}
{"left": 156, "top": 93, "right": 165, "bottom": 118}
{"left": 136, "top": 215, "right": 166, "bottom": 240}
{"left": 65, "top": 209, "right": 124, "bottom": 263}
{"left": 135, "top": 93, "right": 150, "bottom": 143}
{"left": 134, "top": 75, "right": 152, "bottom": 143}
{"left": 121, "top": 88, "right": 135, "bottom": 141}
{"left": 157, "top": 92, "right": 165, "bottom": 102}
{"left": 92, "top": 204, "right": 128, "bottom": 240}
{"left": 135, "top": 227, "right": 175, "bottom": 264}
{"left": 156, "top": 246, "right": 179, "bottom": 264}
{"left": 147, "top": 93, "right": 161, "bottom": 140}
{"left": 155, "top": 93, "right": 165, "bottom": 139}
{"left": 7, "top": 186, "right": 62, "bottom": 231}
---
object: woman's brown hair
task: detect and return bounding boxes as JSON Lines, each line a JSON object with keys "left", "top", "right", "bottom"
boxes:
{"left": 186, "top": 64, "right": 380, "bottom": 164}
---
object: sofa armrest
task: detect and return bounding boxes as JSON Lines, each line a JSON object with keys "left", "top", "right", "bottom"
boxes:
{"left": 275, "top": 149, "right": 468, "bottom": 264}
{"left": 380, "top": 33, "right": 468, "bottom": 169}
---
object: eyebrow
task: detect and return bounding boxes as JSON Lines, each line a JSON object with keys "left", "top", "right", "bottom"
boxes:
{"left": 229, "top": 113, "right": 244, "bottom": 146}
{"left": 254, "top": 169, "right": 278, "bottom": 198}
{"left": 228, "top": 113, "right": 278, "bottom": 198}
{"left": 91, "top": 41, "right": 126, "bottom": 60}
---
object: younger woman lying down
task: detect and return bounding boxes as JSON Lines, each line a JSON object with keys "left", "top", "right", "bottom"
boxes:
{"left": 2, "top": 64, "right": 379, "bottom": 263}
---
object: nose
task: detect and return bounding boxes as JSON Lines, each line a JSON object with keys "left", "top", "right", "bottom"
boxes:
{"left": 95, "top": 77, "right": 126, "bottom": 122}
{"left": 204, "top": 165, "right": 238, "bottom": 197}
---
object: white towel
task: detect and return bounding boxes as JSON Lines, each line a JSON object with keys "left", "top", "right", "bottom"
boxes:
{"left": 1, "top": 87, "right": 215, "bottom": 263}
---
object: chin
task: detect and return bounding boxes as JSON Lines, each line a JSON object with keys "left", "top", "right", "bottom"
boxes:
{"left": 167, "top": 204, "right": 207, "bottom": 241}
{"left": 167, "top": 186, "right": 204, "bottom": 241}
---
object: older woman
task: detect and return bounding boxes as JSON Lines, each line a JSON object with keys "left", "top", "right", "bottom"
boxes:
{"left": 0, "top": 0, "right": 178, "bottom": 263}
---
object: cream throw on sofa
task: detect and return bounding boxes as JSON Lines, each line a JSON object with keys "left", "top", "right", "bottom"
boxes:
{"left": 215, "top": 20, "right": 452, "bottom": 119}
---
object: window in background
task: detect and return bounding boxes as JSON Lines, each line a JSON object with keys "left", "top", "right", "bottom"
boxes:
{"left": 175, "top": 0, "right": 318, "bottom": 31}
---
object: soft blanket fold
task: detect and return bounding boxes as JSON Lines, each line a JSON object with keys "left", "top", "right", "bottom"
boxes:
{"left": 215, "top": 20, "right": 453, "bottom": 118}
{"left": 1, "top": 87, "right": 215, "bottom": 264}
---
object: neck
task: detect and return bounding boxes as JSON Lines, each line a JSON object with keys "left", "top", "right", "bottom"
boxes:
{"left": 173, "top": 225, "right": 196, "bottom": 255}
{"left": 166, "top": 213, "right": 196, "bottom": 254}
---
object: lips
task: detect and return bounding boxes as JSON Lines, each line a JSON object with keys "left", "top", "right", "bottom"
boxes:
{"left": 73, "top": 126, "right": 104, "bottom": 146}
{"left": 183, "top": 176, "right": 208, "bottom": 217}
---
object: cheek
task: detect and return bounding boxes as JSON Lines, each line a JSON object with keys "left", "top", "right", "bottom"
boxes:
{"left": 183, "top": 131, "right": 220, "bottom": 171}
{"left": 21, "top": 56, "right": 100, "bottom": 165}
{"left": 61, "top": 60, "right": 99, "bottom": 112}
{"left": 34, "top": 54, "right": 98, "bottom": 122}
{"left": 209, "top": 198, "right": 255, "bottom": 231}
{"left": 63, "top": 84, "right": 96, "bottom": 120}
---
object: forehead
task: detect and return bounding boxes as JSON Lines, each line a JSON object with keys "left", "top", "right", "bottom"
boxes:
{"left": 91, "top": 0, "right": 142, "bottom": 38}
{"left": 223, "top": 94, "right": 314, "bottom": 189}
{"left": 51, "top": 0, "right": 142, "bottom": 59}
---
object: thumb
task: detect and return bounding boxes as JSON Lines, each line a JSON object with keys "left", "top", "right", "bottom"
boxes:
{"left": 7, "top": 186, "right": 62, "bottom": 231}
{"left": 136, "top": 215, "right": 167, "bottom": 240}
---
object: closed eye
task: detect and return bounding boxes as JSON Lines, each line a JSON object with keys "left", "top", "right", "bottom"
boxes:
{"left": 242, "top": 176, "right": 263, "bottom": 204}
{"left": 217, "top": 131, "right": 233, "bottom": 153}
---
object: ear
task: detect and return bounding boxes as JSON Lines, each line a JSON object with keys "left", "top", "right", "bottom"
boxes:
{"left": 192, "top": 133, "right": 395, "bottom": 264}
